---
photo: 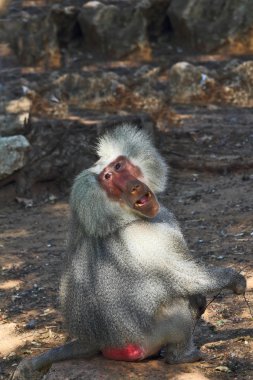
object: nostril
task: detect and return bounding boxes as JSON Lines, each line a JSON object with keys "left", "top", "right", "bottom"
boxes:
{"left": 131, "top": 184, "right": 140, "bottom": 193}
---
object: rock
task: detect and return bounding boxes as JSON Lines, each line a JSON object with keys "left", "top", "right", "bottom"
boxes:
{"left": 215, "top": 365, "right": 232, "bottom": 373}
{"left": 167, "top": 0, "right": 253, "bottom": 54}
{"left": 25, "top": 319, "right": 37, "bottom": 330}
{"left": 0, "top": 93, "right": 31, "bottom": 136}
{"left": 51, "top": 64, "right": 168, "bottom": 114}
{"left": 50, "top": 5, "right": 81, "bottom": 49}
{"left": 45, "top": 356, "right": 209, "bottom": 380}
{"left": 218, "top": 60, "right": 253, "bottom": 106}
{"left": 0, "top": 114, "right": 29, "bottom": 136}
{"left": 169, "top": 62, "right": 216, "bottom": 104}
{"left": 2, "top": 12, "right": 60, "bottom": 67}
{"left": 0, "top": 4, "right": 81, "bottom": 66}
{"left": 0, "top": 135, "right": 30, "bottom": 180}
{"left": 78, "top": 1, "right": 149, "bottom": 59}
{"left": 138, "top": 0, "right": 172, "bottom": 40}
{"left": 53, "top": 71, "right": 125, "bottom": 107}
{"left": 169, "top": 60, "right": 253, "bottom": 107}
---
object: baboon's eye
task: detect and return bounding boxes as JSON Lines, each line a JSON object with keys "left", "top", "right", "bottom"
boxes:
{"left": 105, "top": 173, "right": 112, "bottom": 180}
{"left": 115, "top": 163, "right": 121, "bottom": 171}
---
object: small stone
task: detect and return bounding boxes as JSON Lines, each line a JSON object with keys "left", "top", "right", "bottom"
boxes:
{"left": 48, "top": 194, "right": 58, "bottom": 203}
{"left": 16, "top": 197, "right": 33, "bottom": 208}
{"left": 234, "top": 232, "right": 245, "bottom": 237}
{"left": 8, "top": 352, "right": 17, "bottom": 358}
{"left": 26, "top": 319, "right": 36, "bottom": 330}
{"left": 215, "top": 365, "right": 232, "bottom": 373}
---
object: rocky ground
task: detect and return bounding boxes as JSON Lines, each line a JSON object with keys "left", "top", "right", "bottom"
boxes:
{"left": 0, "top": 1, "right": 253, "bottom": 379}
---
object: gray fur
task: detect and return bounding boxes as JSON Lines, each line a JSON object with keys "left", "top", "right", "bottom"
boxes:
{"left": 60, "top": 205, "right": 244, "bottom": 349}
{"left": 61, "top": 124, "right": 245, "bottom": 350}
{"left": 12, "top": 124, "right": 246, "bottom": 380}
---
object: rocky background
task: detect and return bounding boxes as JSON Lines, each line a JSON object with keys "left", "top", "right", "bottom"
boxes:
{"left": 0, "top": 1, "right": 253, "bottom": 379}
{"left": 0, "top": 0, "right": 253, "bottom": 191}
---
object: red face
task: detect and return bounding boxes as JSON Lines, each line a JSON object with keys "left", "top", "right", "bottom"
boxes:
{"left": 98, "top": 156, "right": 159, "bottom": 218}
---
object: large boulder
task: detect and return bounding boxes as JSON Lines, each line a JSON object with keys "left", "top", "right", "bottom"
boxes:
{"left": 138, "top": 0, "right": 172, "bottom": 40}
{"left": 218, "top": 60, "right": 253, "bottom": 106}
{"left": 169, "top": 61, "right": 216, "bottom": 104}
{"left": 0, "top": 135, "right": 30, "bottom": 179}
{"left": 167, "top": 0, "right": 253, "bottom": 53}
{"left": 0, "top": 5, "right": 80, "bottom": 67}
{"left": 169, "top": 60, "right": 253, "bottom": 106}
{"left": 78, "top": 1, "right": 150, "bottom": 59}
{"left": 52, "top": 71, "right": 125, "bottom": 107}
{"left": 1, "top": 12, "right": 60, "bottom": 67}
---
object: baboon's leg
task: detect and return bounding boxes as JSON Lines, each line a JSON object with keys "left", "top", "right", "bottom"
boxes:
{"left": 155, "top": 301, "right": 202, "bottom": 364}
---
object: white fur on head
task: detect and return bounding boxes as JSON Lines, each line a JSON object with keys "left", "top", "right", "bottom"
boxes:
{"left": 96, "top": 124, "right": 168, "bottom": 193}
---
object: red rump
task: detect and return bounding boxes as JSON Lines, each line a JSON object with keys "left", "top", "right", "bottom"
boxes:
{"left": 102, "top": 344, "right": 145, "bottom": 361}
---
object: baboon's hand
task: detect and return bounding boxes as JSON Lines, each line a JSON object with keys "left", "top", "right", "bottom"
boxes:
{"left": 11, "top": 359, "right": 43, "bottom": 380}
{"left": 231, "top": 273, "right": 246, "bottom": 295}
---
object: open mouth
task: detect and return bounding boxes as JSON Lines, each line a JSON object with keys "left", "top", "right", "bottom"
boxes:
{"left": 134, "top": 192, "right": 151, "bottom": 208}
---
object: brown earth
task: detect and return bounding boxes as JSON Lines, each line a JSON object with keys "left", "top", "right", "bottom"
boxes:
{"left": 0, "top": 105, "right": 252, "bottom": 379}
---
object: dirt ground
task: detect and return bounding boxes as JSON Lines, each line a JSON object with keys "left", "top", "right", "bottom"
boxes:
{"left": 0, "top": 103, "right": 252, "bottom": 379}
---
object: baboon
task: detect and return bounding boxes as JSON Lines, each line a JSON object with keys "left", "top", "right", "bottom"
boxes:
{"left": 12, "top": 125, "right": 246, "bottom": 379}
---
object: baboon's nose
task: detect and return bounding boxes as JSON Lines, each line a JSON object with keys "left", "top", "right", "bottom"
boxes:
{"left": 130, "top": 182, "right": 141, "bottom": 194}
